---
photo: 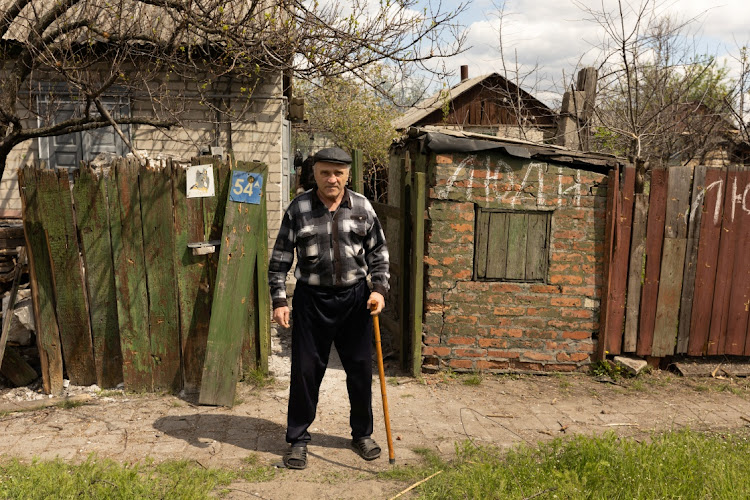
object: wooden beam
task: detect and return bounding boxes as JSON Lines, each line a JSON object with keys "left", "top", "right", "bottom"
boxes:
{"left": 39, "top": 169, "right": 96, "bottom": 385}
{"left": 199, "top": 161, "right": 267, "bottom": 407}
{"left": 623, "top": 194, "right": 649, "bottom": 352}
{"left": 595, "top": 165, "right": 619, "bottom": 361}
{"left": 636, "top": 167, "right": 669, "bottom": 356}
{"left": 108, "top": 158, "right": 153, "bottom": 392}
{"left": 72, "top": 166, "right": 123, "bottom": 389}
{"left": 688, "top": 168, "right": 727, "bottom": 355}
{"left": 677, "top": 166, "right": 707, "bottom": 353}
{"left": 19, "top": 167, "right": 63, "bottom": 395}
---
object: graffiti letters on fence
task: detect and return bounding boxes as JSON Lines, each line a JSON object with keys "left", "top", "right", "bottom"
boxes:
{"left": 690, "top": 175, "right": 750, "bottom": 225}
{"left": 437, "top": 155, "right": 583, "bottom": 207}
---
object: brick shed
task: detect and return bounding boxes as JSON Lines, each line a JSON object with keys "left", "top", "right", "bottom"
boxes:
{"left": 383, "top": 128, "right": 629, "bottom": 374}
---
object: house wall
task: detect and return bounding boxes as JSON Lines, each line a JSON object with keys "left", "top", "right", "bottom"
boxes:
{"left": 1, "top": 71, "right": 285, "bottom": 250}
{"left": 421, "top": 151, "right": 609, "bottom": 373}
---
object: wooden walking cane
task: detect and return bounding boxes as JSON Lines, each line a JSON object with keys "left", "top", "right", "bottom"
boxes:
{"left": 371, "top": 305, "right": 395, "bottom": 464}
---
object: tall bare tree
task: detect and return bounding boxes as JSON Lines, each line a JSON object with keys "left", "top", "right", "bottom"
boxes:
{"left": 578, "top": 0, "right": 734, "bottom": 184}
{"left": 0, "top": 0, "right": 467, "bottom": 176}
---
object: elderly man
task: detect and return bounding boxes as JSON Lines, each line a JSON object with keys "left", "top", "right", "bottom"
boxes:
{"left": 268, "top": 147, "right": 390, "bottom": 470}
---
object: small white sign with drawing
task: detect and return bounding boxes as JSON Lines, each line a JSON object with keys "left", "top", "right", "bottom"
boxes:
{"left": 186, "top": 164, "right": 215, "bottom": 198}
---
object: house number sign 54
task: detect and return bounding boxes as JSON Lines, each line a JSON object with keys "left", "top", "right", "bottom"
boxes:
{"left": 229, "top": 171, "right": 263, "bottom": 204}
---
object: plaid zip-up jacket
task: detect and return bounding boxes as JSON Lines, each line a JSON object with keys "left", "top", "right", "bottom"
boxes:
{"left": 268, "top": 188, "right": 390, "bottom": 309}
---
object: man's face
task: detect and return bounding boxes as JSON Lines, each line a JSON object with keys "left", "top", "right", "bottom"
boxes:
{"left": 313, "top": 161, "right": 349, "bottom": 202}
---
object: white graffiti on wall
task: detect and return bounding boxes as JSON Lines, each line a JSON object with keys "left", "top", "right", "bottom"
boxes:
{"left": 437, "top": 155, "right": 583, "bottom": 207}
{"left": 689, "top": 175, "right": 750, "bottom": 226}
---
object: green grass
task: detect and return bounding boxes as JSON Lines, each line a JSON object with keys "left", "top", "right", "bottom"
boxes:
{"left": 0, "top": 455, "right": 276, "bottom": 499}
{"left": 380, "top": 429, "right": 750, "bottom": 499}
{"left": 462, "top": 373, "right": 483, "bottom": 386}
{"left": 241, "top": 368, "right": 274, "bottom": 389}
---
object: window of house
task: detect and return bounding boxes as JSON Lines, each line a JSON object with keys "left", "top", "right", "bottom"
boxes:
{"left": 474, "top": 208, "right": 551, "bottom": 282}
{"left": 37, "top": 95, "right": 131, "bottom": 169}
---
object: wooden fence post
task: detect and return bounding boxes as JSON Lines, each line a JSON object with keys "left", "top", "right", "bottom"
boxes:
{"left": 351, "top": 149, "right": 364, "bottom": 194}
{"left": 410, "top": 170, "right": 426, "bottom": 376}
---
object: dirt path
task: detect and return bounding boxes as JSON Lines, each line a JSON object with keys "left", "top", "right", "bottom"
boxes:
{"left": 2, "top": 327, "right": 750, "bottom": 499}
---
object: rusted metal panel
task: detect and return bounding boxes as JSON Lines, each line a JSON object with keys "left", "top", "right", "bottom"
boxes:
{"left": 636, "top": 167, "right": 669, "bottom": 356}
{"left": 707, "top": 166, "right": 740, "bottom": 355}
{"left": 677, "top": 166, "right": 707, "bottom": 353}
{"left": 606, "top": 164, "right": 636, "bottom": 355}
{"left": 688, "top": 168, "right": 727, "bottom": 355}
{"left": 724, "top": 167, "right": 750, "bottom": 355}
{"left": 72, "top": 167, "right": 123, "bottom": 388}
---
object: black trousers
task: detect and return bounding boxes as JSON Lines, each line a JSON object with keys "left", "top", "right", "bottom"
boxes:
{"left": 286, "top": 280, "right": 374, "bottom": 445}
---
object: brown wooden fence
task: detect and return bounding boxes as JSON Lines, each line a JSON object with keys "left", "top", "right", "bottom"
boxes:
{"left": 19, "top": 158, "right": 269, "bottom": 397}
{"left": 598, "top": 164, "right": 750, "bottom": 360}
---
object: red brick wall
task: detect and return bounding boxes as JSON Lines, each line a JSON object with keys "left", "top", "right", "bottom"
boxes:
{"left": 422, "top": 152, "right": 608, "bottom": 373}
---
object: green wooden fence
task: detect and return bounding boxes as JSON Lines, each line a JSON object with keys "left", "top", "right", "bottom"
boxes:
{"left": 19, "top": 158, "right": 269, "bottom": 397}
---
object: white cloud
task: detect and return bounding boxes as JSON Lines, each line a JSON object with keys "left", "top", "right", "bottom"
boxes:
{"left": 434, "top": 0, "right": 750, "bottom": 102}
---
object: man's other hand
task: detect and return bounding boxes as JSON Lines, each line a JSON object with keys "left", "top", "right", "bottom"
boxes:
{"left": 367, "top": 292, "right": 385, "bottom": 316}
{"left": 273, "top": 306, "right": 291, "bottom": 328}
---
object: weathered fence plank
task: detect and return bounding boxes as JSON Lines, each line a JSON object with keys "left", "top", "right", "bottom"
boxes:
{"left": 688, "top": 168, "right": 727, "bottom": 355}
{"left": 677, "top": 166, "right": 707, "bottom": 353}
{"left": 596, "top": 165, "right": 619, "bottom": 361}
{"left": 707, "top": 166, "right": 740, "bottom": 355}
{"left": 172, "top": 163, "right": 212, "bottom": 392}
{"left": 38, "top": 170, "right": 96, "bottom": 385}
{"left": 623, "top": 194, "right": 649, "bottom": 352}
{"left": 652, "top": 166, "right": 693, "bottom": 357}
{"left": 505, "top": 213, "right": 528, "bottom": 280}
{"left": 486, "top": 213, "right": 508, "bottom": 278}
{"left": 199, "top": 162, "right": 267, "bottom": 407}
{"left": 256, "top": 192, "right": 271, "bottom": 374}
{"left": 72, "top": 167, "right": 123, "bottom": 388}
{"left": 724, "top": 167, "right": 750, "bottom": 354}
{"left": 474, "top": 210, "right": 491, "bottom": 279}
{"left": 606, "top": 164, "right": 636, "bottom": 355}
{"left": 636, "top": 167, "right": 669, "bottom": 356}
{"left": 411, "top": 171, "right": 427, "bottom": 377}
{"left": 140, "top": 165, "right": 181, "bottom": 391}
{"left": 108, "top": 159, "right": 153, "bottom": 391}
{"left": 19, "top": 167, "right": 64, "bottom": 394}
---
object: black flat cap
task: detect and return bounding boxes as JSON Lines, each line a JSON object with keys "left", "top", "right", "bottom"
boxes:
{"left": 313, "top": 147, "right": 352, "bottom": 165}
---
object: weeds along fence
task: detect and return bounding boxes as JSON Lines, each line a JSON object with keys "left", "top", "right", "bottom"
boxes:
{"left": 598, "top": 164, "right": 750, "bottom": 360}
{"left": 19, "top": 157, "right": 270, "bottom": 396}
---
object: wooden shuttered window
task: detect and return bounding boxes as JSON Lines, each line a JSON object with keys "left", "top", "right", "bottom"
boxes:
{"left": 474, "top": 209, "right": 551, "bottom": 282}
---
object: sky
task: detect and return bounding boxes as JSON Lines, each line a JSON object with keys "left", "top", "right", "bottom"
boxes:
{"left": 425, "top": 0, "right": 750, "bottom": 106}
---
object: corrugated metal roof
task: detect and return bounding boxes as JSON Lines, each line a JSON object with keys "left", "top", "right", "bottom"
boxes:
{"left": 399, "top": 126, "right": 626, "bottom": 171}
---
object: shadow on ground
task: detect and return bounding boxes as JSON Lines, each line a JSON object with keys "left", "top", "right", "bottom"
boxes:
{"left": 153, "top": 414, "right": 355, "bottom": 458}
